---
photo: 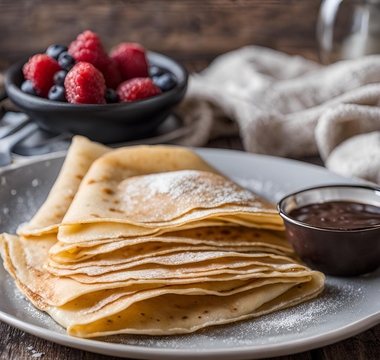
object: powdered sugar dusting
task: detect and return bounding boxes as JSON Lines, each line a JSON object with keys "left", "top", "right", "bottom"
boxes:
{"left": 32, "top": 353, "right": 45, "bottom": 358}
{"left": 121, "top": 170, "right": 255, "bottom": 205}
{"left": 140, "top": 171, "right": 206, "bottom": 200}
{"left": 117, "top": 170, "right": 268, "bottom": 222}
{"left": 2, "top": 271, "right": 376, "bottom": 351}
{"left": 3, "top": 275, "right": 65, "bottom": 334}
{"left": 97, "top": 275, "right": 373, "bottom": 349}
{"left": 27, "top": 346, "right": 45, "bottom": 358}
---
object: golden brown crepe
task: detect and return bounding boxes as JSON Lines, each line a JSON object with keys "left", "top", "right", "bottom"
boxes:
{"left": 18, "top": 142, "right": 217, "bottom": 238}
{"left": 0, "top": 137, "right": 325, "bottom": 338}
{"left": 1, "top": 233, "right": 309, "bottom": 306}
{"left": 58, "top": 169, "right": 284, "bottom": 244}
{"left": 49, "top": 226, "right": 294, "bottom": 265}
{"left": 0, "top": 233, "right": 324, "bottom": 337}
{"left": 17, "top": 136, "right": 110, "bottom": 237}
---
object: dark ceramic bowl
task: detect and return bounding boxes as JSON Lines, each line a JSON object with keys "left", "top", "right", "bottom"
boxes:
{"left": 4, "top": 51, "right": 188, "bottom": 144}
{"left": 278, "top": 185, "right": 380, "bottom": 276}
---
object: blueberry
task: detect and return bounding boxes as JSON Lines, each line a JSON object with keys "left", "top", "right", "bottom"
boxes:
{"left": 21, "top": 80, "right": 38, "bottom": 96}
{"left": 154, "top": 73, "right": 177, "bottom": 91}
{"left": 53, "top": 70, "right": 68, "bottom": 86}
{"left": 58, "top": 52, "right": 75, "bottom": 72}
{"left": 46, "top": 44, "right": 68, "bottom": 60}
{"left": 149, "top": 66, "right": 166, "bottom": 78}
{"left": 151, "top": 75, "right": 160, "bottom": 84}
{"left": 48, "top": 85, "right": 66, "bottom": 102}
{"left": 105, "top": 89, "right": 118, "bottom": 104}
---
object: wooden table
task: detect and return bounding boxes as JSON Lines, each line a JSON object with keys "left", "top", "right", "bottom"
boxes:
{"left": 0, "top": 55, "right": 380, "bottom": 359}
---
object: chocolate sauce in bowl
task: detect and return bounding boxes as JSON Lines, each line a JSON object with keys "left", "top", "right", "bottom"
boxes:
{"left": 289, "top": 201, "right": 380, "bottom": 229}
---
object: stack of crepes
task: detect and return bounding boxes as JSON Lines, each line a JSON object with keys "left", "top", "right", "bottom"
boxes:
{"left": 0, "top": 136, "right": 325, "bottom": 338}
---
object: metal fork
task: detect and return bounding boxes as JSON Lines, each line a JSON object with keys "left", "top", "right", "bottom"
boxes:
{"left": 0, "top": 113, "right": 30, "bottom": 140}
{"left": 0, "top": 122, "right": 39, "bottom": 167}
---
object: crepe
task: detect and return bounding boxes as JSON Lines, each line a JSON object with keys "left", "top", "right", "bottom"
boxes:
{"left": 46, "top": 251, "right": 305, "bottom": 278}
{"left": 65, "top": 278, "right": 324, "bottom": 337}
{"left": 49, "top": 226, "right": 294, "bottom": 265}
{"left": 17, "top": 136, "right": 110, "bottom": 237}
{"left": 58, "top": 169, "right": 284, "bottom": 244}
{"left": 18, "top": 142, "right": 218, "bottom": 239}
{"left": 0, "top": 137, "right": 325, "bottom": 338}
{"left": 1, "top": 233, "right": 310, "bottom": 306}
{"left": 0, "top": 233, "right": 324, "bottom": 337}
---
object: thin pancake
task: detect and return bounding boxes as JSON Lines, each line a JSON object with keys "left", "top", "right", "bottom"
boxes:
{"left": 49, "top": 226, "right": 293, "bottom": 264}
{"left": 58, "top": 170, "right": 283, "bottom": 243}
{"left": 0, "top": 138, "right": 325, "bottom": 338}
{"left": 17, "top": 136, "right": 110, "bottom": 237}
{"left": 18, "top": 143, "right": 218, "bottom": 239}
{"left": 0, "top": 233, "right": 317, "bottom": 306}
{"left": 0, "top": 233, "right": 324, "bottom": 338}
{"left": 65, "top": 277, "right": 323, "bottom": 337}
{"left": 47, "top": 246, "right": 291, "bottom": 270}
{"left": 45, "top": 251, "right": 304, "bottom": 277}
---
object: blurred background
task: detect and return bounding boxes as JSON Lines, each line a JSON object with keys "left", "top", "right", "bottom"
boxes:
{"left": 1, "top": 0, "right": 380, "bottom": 174}
{"left": 0, "top": 0, "right": 323, "bottom": 71}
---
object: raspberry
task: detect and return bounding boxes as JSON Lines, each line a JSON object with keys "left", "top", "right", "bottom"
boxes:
{"left": 110, "top": 43, "right": 149, "bottom": 80}
{"left": 69, "top": 30, "right": 122, "bottom": 89}
{"left": 116, "top": 78, "right": 162, "bottom": 102}
{"left": 68, "top": 30, "right": 109, "bottom": 71}
{"left": 64, "top": 62, "right": 107, "bottom": 104}
{"left": 102, "top": 58, "right": 123, "bottom": 89}
{"left": 23, "top": 54, "right": 61, "bottom": 97}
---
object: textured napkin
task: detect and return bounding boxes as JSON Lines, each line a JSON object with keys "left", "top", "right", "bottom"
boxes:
{"left": 175, "top": 46, "right": 380, "bottom": 175}
{"left": 325, "top": 130, "right": 380, "bottom": 184}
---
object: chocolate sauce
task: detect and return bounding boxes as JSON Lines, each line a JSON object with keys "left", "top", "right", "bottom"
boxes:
{"left": 289, "top": 201, "right": 380, "bottom": 229}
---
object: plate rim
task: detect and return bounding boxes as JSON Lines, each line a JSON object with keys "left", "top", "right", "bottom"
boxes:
{"left": 0, "top": 307, "right": 379, "bottom": 360}
{"left": 0, "top": 147, "right": 379, "bottom": 359}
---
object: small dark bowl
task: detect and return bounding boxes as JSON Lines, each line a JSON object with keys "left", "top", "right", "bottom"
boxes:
{"left": 4, "top": 51, "right": 188, "bottom": 144}
{"left": 278, "top": 185, "right": 380, "bottom": 276}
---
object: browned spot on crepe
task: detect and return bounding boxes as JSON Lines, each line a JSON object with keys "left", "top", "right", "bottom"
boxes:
{"left": 102, "top": 188, "right": 113, "bottom": 195}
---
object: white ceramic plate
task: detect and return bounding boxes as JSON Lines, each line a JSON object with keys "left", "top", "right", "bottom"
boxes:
{"left": 0, "top": 148, "right": 379, "bottom": 360}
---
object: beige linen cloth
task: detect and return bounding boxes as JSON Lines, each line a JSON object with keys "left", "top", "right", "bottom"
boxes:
{"left": 175, "top": 46, "right": 380, "bottom": 183}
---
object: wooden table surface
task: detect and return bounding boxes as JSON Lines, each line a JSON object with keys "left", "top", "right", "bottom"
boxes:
{"left": 0, "top": 56, "right": 380, "bottom": 359}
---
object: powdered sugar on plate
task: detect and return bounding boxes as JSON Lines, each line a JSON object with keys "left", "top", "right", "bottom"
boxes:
{"left": 2, "top": 261, "right": 377, "bottom": 351}
{"left": 2, "top": 275, "right": 65, "bottom": 334}
{"left": 97, "top": 274, "right": 375, "bottom": 350}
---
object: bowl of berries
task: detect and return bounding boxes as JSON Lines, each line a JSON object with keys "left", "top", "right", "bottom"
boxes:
{"left": 4, "top": 31, "right": 188, "bottom": 144}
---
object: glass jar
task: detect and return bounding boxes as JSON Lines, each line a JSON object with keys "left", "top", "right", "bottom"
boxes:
{"left": 317, "top": 0, "right": 380, "bottom": 64}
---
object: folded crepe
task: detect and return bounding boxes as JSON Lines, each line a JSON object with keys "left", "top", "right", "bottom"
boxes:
{"left": 0, "top": 137, "right": 325, "bottom": 339}
{"left": 57, "top": 168, "right": 284, "bottom": 244}
{"left": 18, "top": 140, "right": 217, "bottom": 238}
{"left": 48, "top": 226, "right": 296, "bottom": 268}
{"left": 0, "top": 233, "right": 324, "bottom": 337}
{"left": 17, "top": 136, "right": 111, "bottom": 237}
{"left": 18, "top": 138, "right": 283, "bottom": 242}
